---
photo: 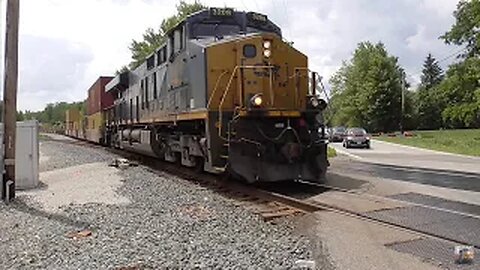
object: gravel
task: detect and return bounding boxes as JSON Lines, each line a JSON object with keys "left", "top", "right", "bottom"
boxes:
{"left": 0, "top": 136, "right": 329, "bottom": 269}
{"left": 39, "top": 140, "right": 116, "bottom": 172}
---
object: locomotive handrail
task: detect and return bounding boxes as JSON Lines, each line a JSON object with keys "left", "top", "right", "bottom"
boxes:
{"left": 207, "top": 70, "right": 229, "bottom": 109}
{"left": 291, "top": 67, "right": 309, "bottom": 108}
{"left": 217, "top": 65, "right": 275, "bottom": 140}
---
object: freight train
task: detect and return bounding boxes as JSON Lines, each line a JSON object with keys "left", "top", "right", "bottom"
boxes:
{"left": 65, "top": 8, "right": 329, "bottom": 183}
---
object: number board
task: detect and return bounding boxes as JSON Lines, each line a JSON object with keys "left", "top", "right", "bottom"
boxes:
{"left": 210, "top": 7, "right": 234, "bottom": 17}
{"left": 247, "top": 12, "right": 267, "bottom": 22}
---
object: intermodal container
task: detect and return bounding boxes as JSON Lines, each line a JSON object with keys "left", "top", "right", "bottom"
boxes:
{"left": 65, "top": 108, "right": 80, "bottom": 136}
{"left": 87, "top": 76, "right": 114, "bottom": 116}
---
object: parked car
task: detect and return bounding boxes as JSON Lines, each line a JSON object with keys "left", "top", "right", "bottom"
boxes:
{"left": 343, "top": 128, "right": 370, "bottom": 148}
{"left": 330, "top": 126, "right": 347, "bottom": 142}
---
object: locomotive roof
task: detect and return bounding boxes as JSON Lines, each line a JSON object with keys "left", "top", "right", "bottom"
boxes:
{"left": 174, "top": 8, "right": 282, "bottom": 38}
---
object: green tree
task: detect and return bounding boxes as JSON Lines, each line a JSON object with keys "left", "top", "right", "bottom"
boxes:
{"left": 437, "top": 57, "right": 480, "bottom": 128}
{"left": 420, "top": 53, "right": 444, "bottom": 88}
{"left": 16, "top": 110, "right": 24, "bottom": 121}
{"left": 438, "top": 0, "right": 480, "bottom": 128}
{"left": 22, "top": 101, "right": 86, "bottom": 125}
{"left": 441, "top": 0, "right": 480, "bottom": 58}
{"left": 114, "top": 65, "right": 129, "bottom": 76}
{"left": 128, "top": 0, "right": 206, "bottom": 69}
{"left": 328, "top": 42, "right": 408, "bottom": 132}
{"left": 416, "top": 53, "right": 444, "bottom": 129}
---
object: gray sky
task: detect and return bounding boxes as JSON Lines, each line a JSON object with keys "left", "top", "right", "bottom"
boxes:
{"left": 1, "top": 0, "right": 461, "bottom": 111}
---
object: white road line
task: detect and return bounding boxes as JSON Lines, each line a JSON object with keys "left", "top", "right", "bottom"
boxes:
{"left": 331, "top": 145, "right": 363, "bottom": 160}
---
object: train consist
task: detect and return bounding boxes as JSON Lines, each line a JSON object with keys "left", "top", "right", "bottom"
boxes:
{"left": 65, "top": 8, "right": 329, "bottom": 183}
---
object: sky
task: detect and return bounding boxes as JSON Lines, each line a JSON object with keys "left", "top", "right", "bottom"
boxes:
{"left": 0, "top": 0, "right": 461, "bottom": 111}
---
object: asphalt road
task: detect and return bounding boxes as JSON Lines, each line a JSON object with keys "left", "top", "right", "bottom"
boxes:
{"left": 329, "top": 139, "right": 480, "bottom": 192}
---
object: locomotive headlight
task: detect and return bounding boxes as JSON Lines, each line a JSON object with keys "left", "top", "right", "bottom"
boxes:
{"left": 309, "top": 97, "right": 328, "bottom": 111}
{"left": 263, "top": 49, "right": 271, "bottom": 58}
{"left": 263, "top": 40, "right": 271, "bottom": 49}
{"left": 250, "top": 94, "right": 263, "bottom": 107}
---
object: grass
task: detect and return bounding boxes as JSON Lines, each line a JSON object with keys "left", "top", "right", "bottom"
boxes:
{"left": 327, "top": 146, "right": 337, "bottom": 158}
{"left": 38, "top": 133, "right": 51, "bottom": 141}
{"left": 375, "top": 129, "right": 480, "bottom": 157}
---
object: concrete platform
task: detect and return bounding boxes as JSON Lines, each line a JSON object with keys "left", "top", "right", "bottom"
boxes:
{"left": 20, "top": 162, "right": 130, "bottom": 212}
{"left": 19, "top": 136, "right": 129, "bottom": 212}
{"left": 312, "top": 211, "right": 442, "bottom": 270}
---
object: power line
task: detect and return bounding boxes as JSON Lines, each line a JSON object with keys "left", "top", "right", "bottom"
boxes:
{"left": 240, "top": 0, "right": 249, "bottom": 11}
{"left": 281, "top": 0, "right": 292, "bottom": 41}
{"left": 252, "top": 0, "right": 260, "bottom": 11}
{"left": 436, "top": 46, "right": 467, "bottom": 63}
{"left": 407, "top": 46, "right": 467, "bottom": 78}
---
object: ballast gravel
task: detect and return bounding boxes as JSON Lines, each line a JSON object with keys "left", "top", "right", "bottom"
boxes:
{"left": 0, "top": 137, "right": 327, "bottom": 269}
{"left": 39, "top": 140, "right": 116, "bottom": 172}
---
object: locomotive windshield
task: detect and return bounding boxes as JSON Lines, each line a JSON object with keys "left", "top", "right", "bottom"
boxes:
{"left": 190, "top": 23, "right": 242, "bottom": 38}
{"left": 188, "top": 9, "right": 282, "bottom": 39}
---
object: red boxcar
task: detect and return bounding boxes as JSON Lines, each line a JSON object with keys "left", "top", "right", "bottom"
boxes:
{"left": 86, "top": 76, "right": 114, "bottom": 116}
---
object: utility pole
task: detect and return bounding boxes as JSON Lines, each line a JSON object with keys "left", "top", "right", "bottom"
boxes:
{"left": 400, "top": 71, "right": 405, "bottom": 134}
{"left": 2, "top": 0, "right": 19, "bottom": 201}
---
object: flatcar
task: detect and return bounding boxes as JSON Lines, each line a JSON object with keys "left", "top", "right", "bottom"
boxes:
{"left": 69, "top": 8, "right": 329, "bottom": 183}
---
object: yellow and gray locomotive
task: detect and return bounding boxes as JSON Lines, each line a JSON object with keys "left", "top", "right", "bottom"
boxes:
{"left": 104, "top": 8, "right": 329, "bottom": 183}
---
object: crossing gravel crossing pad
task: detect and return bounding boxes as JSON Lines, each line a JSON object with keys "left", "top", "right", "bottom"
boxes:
{"left": 364, "top": 206, "right": 480, "bottom": 248}
{"left": 386, "top": 238, "right": 479, "bottom": 270}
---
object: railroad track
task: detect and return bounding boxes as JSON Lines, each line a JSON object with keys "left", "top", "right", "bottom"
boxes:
{"left": 45, "top": 135, "right": 480, "bottom": 251}
{"left": 50, "top": 136, "right": 311, "bottom": 221}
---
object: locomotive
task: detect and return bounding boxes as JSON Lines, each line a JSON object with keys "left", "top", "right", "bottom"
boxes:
{"left": 66, "top": 8, "right": 329, "bottom": 183}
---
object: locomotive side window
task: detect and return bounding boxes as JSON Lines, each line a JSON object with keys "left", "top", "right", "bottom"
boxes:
{"left": 169, "top": 33, "right": 174, "bottom": 58}
{"left": 179, "top": 26, "right": 184, "bottom": 50}
{"left": 174, "top": 28, "right": 181, "bottom": 52}
{"left": 157, "top": 46, "right": 167, "bottom": 65}
{"left": 243, "top": 44, "right": 256, "bottom": 58}
{"left": 141, "top": 80, "right": 145, "bottom": 109}
{"left": 146, "top": 55, "right": 154, "bottom": 69}
{"left": 145, "top": 78, "right": 149, "bottom": 108}
{"left": 153, "top": 72, "right": 157, "bottom": 99}
{"left": 129, "top": 98, "right": 133, "bottom": 122}
{"left": 135, "top": 96, "right": 139, "bottom": 121}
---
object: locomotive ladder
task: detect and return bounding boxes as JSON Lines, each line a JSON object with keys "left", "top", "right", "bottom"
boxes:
{"left": 217, "top": 110, "right": 241, "bottom": 171}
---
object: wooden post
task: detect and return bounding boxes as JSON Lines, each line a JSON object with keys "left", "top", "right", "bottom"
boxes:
{"left": 2, "top": 0, "right": 19, "bottom": 201}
